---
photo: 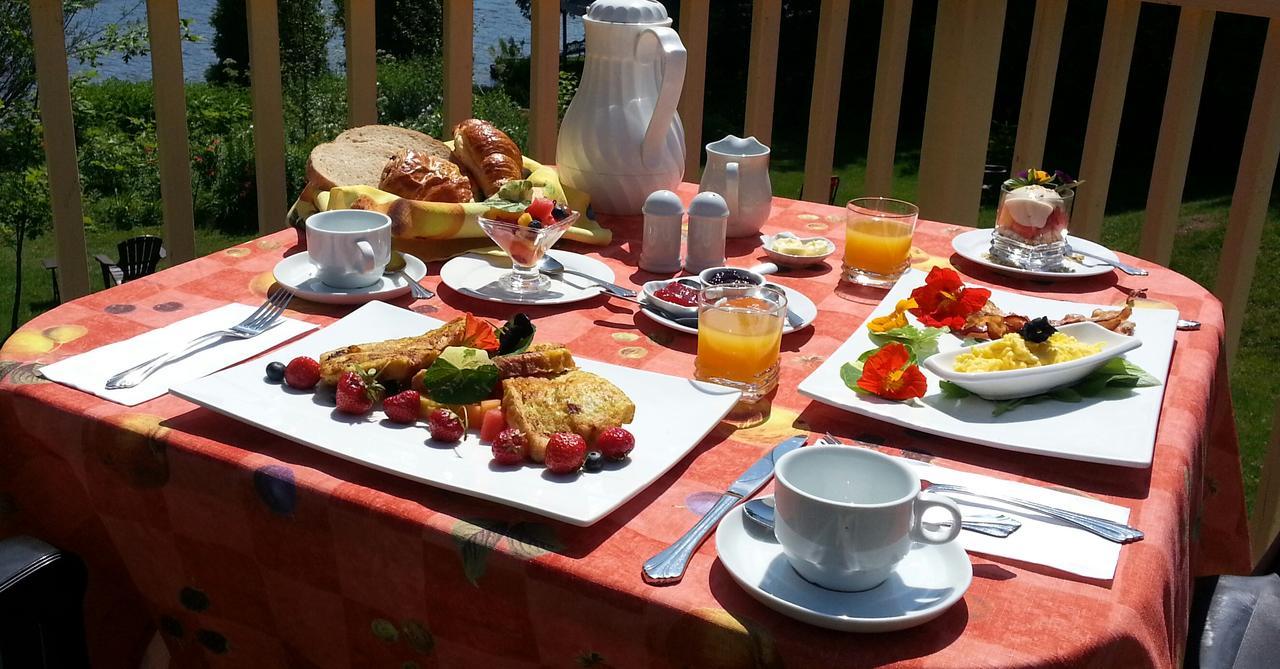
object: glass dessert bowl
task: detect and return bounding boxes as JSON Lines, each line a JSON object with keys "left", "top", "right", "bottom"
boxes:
{"left": 990, "top": 169, "right": 1079, "bottom": 272}
{"left": 477, "top": 209, "right": 578, "bottom": 294}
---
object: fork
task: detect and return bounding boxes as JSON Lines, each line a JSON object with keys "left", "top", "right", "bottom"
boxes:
{"left": 105, "top": 289, "right": 294, "bottom": 389}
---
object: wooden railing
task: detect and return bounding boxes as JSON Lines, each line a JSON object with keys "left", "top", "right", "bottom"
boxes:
{"left": 25, "top": 0, "right": 1280, "bottom": 559}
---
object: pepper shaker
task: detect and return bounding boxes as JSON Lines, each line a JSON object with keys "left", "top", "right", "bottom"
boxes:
{"left": 684, "top": 192, "right": 729, "bottom": 273}
{"left": 640, "top": 190, "right": 685, "bottom": 273}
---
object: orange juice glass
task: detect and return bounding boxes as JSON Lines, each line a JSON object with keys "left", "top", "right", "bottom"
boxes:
{"left": 843, "top": 197, "right": 919, "bottom": 287}
{"left": 695, "top": 285, "right": 787, "bottom": 402}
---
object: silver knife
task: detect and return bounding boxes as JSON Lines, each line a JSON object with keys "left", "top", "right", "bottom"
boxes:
{"left": 642, "top": 434, "right": 806, "bottom": 585}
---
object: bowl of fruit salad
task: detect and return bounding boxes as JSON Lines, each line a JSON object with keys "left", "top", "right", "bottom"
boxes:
{"left": 990, "top": 169, "right": 1080, "bottom": 271}
{"left": 477, "top": 181, "right": 579, "bottom": 294}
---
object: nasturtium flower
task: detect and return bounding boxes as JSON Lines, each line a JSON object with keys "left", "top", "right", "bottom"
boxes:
{"left": 908, "top": 267, "right": 992, "bottom": 329}
{"left": 459, "top": 314, "right": 500, "bottom": 352}
{"left": 867, "top": 298, "right": 918, "bottom": 333}
{"left": 857, "top": 342, "right": 927, "bottom": 400}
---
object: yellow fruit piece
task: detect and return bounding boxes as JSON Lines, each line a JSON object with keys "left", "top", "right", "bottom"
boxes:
{"left": 517, "top": 212, "right": 533, "bottom": 227}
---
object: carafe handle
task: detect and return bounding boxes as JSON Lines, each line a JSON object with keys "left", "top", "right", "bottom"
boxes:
{"left": 636, "top": 26, "right": 687, "bottom": 170}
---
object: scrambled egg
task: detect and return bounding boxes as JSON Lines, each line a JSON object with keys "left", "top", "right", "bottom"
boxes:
{"left": 953, "top": 332, "right": 1103, "bottom": 372}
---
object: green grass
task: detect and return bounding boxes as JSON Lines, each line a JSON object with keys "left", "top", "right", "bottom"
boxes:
{"left": 2, "top": 162, "right": 1275, "bottom": 510}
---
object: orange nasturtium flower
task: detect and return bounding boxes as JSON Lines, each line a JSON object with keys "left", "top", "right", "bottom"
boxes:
{"left": 459, "top": 314, "right": 500, "bottom": 352}
{"left": 908, "top": 267, "right": 991, "bottom": 329}
{"left": 857, "top": 343, "right": 927, "bottom": 400}
{"left": 867, "top": 298, "right": 918, "bottom": 333}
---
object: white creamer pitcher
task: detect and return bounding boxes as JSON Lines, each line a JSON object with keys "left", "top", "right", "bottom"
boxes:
{"left": 556, "top": 0, "right": 687, "bottom": 216}
{"left": 698, "top": 135, "right": 773, "bottom": 238}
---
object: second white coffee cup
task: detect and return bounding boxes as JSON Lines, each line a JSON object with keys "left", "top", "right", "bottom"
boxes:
{"left": 306, "top": 210, "right": 392, "bottom": 289}
{"left": 773, "top": 445, "right": 963, "bottom": 592}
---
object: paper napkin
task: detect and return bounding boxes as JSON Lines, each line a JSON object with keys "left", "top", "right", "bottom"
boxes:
{"left": 39, "top": 303, "right": 317, "bottom": 406}
{"left": 901, "top": 458, "right": 1131, "bottom": 580}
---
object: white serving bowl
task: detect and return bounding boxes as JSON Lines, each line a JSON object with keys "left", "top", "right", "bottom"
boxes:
{"left": 920, "top": 322, "right": 1143, "bottom": 400}
{"left": 761, "top": 233, "right": 836, "bottom": 268}
{"left": 641, "top": 278, "right": 703, "bottom": 318}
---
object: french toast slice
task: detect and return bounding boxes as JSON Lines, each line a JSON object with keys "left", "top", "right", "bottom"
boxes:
{"left": 501, "top": 370, "right": 635, "bottom": 462}
{"left": 493, "top": 343, "right": 576, "bottom": 379}
{"left": 319, "top": 316, "right": 467, "bottom": 385}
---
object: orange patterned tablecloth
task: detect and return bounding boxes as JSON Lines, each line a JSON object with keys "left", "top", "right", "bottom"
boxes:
{"left": 0, "top": 188, "right": 1251, "bottom": 667}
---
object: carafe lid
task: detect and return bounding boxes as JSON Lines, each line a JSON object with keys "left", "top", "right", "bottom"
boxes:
{"left": 585, "top": 0, "right": 670, "bottom": 25}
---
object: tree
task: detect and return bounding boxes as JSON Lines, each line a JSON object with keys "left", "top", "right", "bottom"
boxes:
{"left": 331, "top": 0, "right": 443, "bottom": 61}
{"left": 207, "top": 0, "right": 330, "bottom": 85}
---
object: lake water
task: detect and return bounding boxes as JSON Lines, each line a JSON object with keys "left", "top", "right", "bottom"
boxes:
{"left": 70, "top": 0, "right": 585, "bottom": 86}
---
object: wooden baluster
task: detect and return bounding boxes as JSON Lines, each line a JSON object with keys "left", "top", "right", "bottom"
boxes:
{"left": 246, "top": 0, "right": 287, "bottom": 234}
{"left": 1140, "top": 8, "right": 1215, "bottom": 265}
{"left": 678, "top": 1, "right": 710, "bottom": 179}
{"left": 917, "top": 0, "right": 1007, "bottom": 225}
{"left": 743, "top": 0, "right": 782, "bottom": 147}
{"left": 801, "top": 0, "right": 852, "bottom": 203}
{"left": 1010, "top": 0, "right": 1068, "bottom": 175}
{"left": 344, "top": 0, "right": 377, "bottom": 127}
{"left": 443, "top": 0, "right": 474, "bottom": 132}
{"left": 30, "top": 0, "right": 90, "bottom": 298}
{"left": 146, "top": 0, "right": 196, "bottom": 263}
{"left": 1217, "top": 17, "right": 1280, "bottom": 362}
{"left": 528, "top": 0, "right": 560, "bottom": 162}
{"left": 1250, "top": 399, "right": 1280, "bottom": 567}
{"left": 1072, "top": 0, "right": 1141, "bottom": 241}
{"left": 864, "top": 0, "right": 913, "bottom": 198}
{"left": 1144, "top": 1, "right": 1277, "bottom": 19}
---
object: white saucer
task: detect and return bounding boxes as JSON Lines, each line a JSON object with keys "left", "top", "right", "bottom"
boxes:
{"left": 715, "top": 501, "right": 972, "bottom": 633}
{"left": 438, "top": 249, "right": 618, "bottom": 305}
{"left": 952, "top": 228, "right": 1119, "bottom": 279}
{"left": 273, "top": 252, "right": 428, "bottom": 305}
{"left": 637, "top": 285, "right": 818, "bottom": 336}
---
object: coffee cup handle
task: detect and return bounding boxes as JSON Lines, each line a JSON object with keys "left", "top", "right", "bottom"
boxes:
{"left": 354, "top": 240, "right": 376, "bottom": 274}
{"left": 910, "top": 492, "right": 963, "bottom": 544}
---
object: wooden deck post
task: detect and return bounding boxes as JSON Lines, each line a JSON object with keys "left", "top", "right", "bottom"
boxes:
{"left": 443, "top": 0, "right": 474, "bottom": 133}
{"left": 1010, "top": 0, "right": 1068, "bottom": 175}
{"left": 864, "top": 0, "right": 913, "bottom": 198}
{"left": 246, "top": 0, "right": 287, "bottom": 233}
{"left": 30, "top": 0, "right": 90, "bottom": 298}
{"left": 801, "top": 0, "right": 852, "bottom": 203}
{"left": 744, "top": 0, "right": 782, "bottom": 147}
{"left": 528, "top": 0, "right": 560, "bottom": 163}
{"left": 146, "top": 0, "right": 196, "bottom": 263}
{"left": 678, "top": 1, "right": 710, "bottom": 179}
{"left": 344, "top": 0, "right": 378, "bottom": 127}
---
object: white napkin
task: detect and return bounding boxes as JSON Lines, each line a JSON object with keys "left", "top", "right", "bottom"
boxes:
{"left": 39, "top": 303, "right": 317, "bottom": 406}
{"left": 901, "top": 458, "right": 1130, "bottom": 579}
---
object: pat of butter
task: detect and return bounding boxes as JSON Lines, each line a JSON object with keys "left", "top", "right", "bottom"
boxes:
{"left": 772, "top": 237, "right": 827, "bottom": 256}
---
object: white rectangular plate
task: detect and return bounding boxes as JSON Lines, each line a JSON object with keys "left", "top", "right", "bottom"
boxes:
{"left": 172, "top": 301, "right": 741, "bottom": 525}
{"left": 797, "top": 269, "right": 1177, "bottom": 467}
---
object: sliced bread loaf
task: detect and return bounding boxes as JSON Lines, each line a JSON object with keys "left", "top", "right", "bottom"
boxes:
{"left": 306, "top": 125, "right": 452, "bottom": 192}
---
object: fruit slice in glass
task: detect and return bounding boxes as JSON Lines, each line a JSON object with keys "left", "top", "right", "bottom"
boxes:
{"left": 476, "top": 211, "right": 578, "bottom": 293}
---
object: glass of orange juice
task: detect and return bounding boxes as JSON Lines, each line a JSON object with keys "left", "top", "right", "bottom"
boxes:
{"left": 695, "top": 284, "right": 787, "bottom": 403}
{"left": 843, "top": 197, "right": 919, "bottom": 287}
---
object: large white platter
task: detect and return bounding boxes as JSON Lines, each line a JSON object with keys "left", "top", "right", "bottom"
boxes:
{"left": 173, "top": 301, "right": 741, "bottom": 525}
{"left": 797, "top": 269, "right": 1177, "bottom": 467}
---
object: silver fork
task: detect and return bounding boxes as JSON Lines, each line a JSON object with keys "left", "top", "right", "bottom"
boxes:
{"left": 105, "top": 289, "right": 294, "bottom": 389}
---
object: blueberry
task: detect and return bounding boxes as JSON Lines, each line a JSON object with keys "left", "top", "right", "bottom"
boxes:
{"left": 265, "top": 361, "right": 286, "bottom": 382}
{"left": 551, "top": 204, "right": 571, "bottom": 221}
{"left": 530, "top": 219, "right": 544, "bottom": 230}
{"left": 583, "top": 451, "right": 604, "bottom": 472}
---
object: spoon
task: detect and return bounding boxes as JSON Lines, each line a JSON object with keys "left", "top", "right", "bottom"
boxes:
{"left": 536, "top": 255, "right": 637, "bottom": 297}
{"left": 741, "top": 497, "right": 1023, "bottom": 538}
{"left": 610, "top": 292, "right": 702, "bottom": 328}
{"left": 385, "top": 251, "right": 433, "bottom": 299}
{"left": 1065, "top": 244, "right": 1149, "bottom": 276}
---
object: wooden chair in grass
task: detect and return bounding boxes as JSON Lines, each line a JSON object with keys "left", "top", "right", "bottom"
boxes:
{"left": 95, "top": 235, "right": 167, "bottom": 288}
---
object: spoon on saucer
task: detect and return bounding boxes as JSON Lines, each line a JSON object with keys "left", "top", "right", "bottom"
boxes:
{"left": 536, "top": 255, "right": 637, "bottom": 297}
{"left": 385, "top": 251, "right": 433, "bottom": 299}
{"left": 741, "top": 497, "right": 1022, "bottom": 538}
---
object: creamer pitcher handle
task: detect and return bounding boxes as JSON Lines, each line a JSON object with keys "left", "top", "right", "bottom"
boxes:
{"left": 637, "top": 27, "right": 687, "bottom": 170}
{"left": 724, "top": 161, "right": 740, "bottom": 217}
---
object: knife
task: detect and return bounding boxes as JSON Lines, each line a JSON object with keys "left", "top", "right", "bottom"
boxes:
{"left": 642, "top": 434, "right": 807, "bottom": 585}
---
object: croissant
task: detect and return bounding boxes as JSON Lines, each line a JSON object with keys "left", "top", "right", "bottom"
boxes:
{"left": 452, "top": 119, "right": 523, "bottom": 198}
{"left": 378, "top": 149, "right": 474, "bottom": 203}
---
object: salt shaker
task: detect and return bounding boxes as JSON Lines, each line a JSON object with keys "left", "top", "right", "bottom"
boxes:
{"left": 684, "top": 192, "right": 729, "bottom": 273}
{"left": 640, "top": 190, "right": 685, "bottom": 273}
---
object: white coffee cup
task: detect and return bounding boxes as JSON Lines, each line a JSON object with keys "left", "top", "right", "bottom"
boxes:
{"left": 305, "top": 210, "right": 392, "bottom": 289}
{"left": 773, "top": 445, "right": 963, "bottom": 592}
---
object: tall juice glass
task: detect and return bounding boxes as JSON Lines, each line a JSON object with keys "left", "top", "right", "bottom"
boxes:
{"left": 843, "top": 197, "right": 919, "bottom": 287}
{"left": 695, "top": 284, "right": 787, "bottom": 403}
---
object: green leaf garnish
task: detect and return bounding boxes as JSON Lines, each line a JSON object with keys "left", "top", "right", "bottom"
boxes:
{"left": 947, "top": 357, "right": 1160, "bottom": 415}
{"left": 870, "top": 325, "right": 946, "bottom": 359}
{"left": 839, "top": 362, "right": 872, "bottom": 395}
{"left": 420, "top": 347, "right": 500, "bottom": 404}
{"left": 938, "top": 380, "right": 972, "bottom": 399}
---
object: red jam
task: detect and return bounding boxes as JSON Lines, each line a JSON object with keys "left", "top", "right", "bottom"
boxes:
{"left": 653, "top": 282, "right": 699, "bottom": 307}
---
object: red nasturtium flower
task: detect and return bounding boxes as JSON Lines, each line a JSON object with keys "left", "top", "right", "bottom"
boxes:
{"left": 908, "top": 267, "right": 992, "bottom": 329}
{"left": 857, "top": 343, "right": 927, "bottom": 400}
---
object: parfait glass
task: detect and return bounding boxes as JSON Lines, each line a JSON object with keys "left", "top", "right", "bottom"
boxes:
{"left": 476, "top": 212, "right": 578, "bottom": 294}
{"left": 990, "top": 185, "right": 1074, "bottom": 271}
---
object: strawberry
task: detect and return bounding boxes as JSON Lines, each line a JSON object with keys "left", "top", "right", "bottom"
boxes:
{"left": 284, "top": 356, "right": 321, "bottom": 390}
{"left": 491, "top": 429, "right": 527, "bottom": 465}
{"left": 426, "top": 408, "right": 465, "bottom": 443}
{"left": 335, "top": 369, "right": 382, "bottom": 415}
{"left": 383, "top": 390, "right": 421, "bottom": 424}
{"left": 596, "top": 427, "right": 635, "bottom": 461}
{"left": 544, "top": 432, "right": 587, "bottom": 474}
